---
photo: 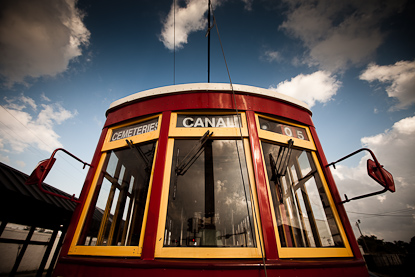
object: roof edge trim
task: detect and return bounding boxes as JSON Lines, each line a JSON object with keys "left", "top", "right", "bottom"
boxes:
{"left": 107, "top": 83, "right": 311, "bottom": 114}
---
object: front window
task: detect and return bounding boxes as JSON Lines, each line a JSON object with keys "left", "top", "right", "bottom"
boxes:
{"left": 69, "top": 115, "right": 160, "bottom": 256}
{"left": 156, "top": 112, "right": 262, "bottom": 258}
{"left": 257, "top": 114, "right": 352, "bottom": 258}
{"left": 164, "top": 139, "right": 255, "bottom": 248}
{"left": 262, "top": 142, "right": 343, "bottom": 248}
{"left": 77, "top": 141, "right": 156, "bottom": 247}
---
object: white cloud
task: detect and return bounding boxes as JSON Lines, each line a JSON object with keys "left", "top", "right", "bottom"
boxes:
{"left": 377, "top": 195, "right": 386, "bottom": 203}
{"left": 0, "top": 95, "right": 76, "bottom": 153}
{"left": 37, "top": 104, "right": 76, "bottom": 126}
{"left": 159, "top": 0, "right": 210, "bottom": 51}
{"left": 262, "top": 50, "right": 282, "bottom": 63}
{"left": 0, "top": 153, "right": 10, "bottom": 164}
{"left": 15, "top": 160, "right": 26, "bottom": 168}
{"left": 359, "top": 60, "right": 415, "bottom": 110}
{"left": 159, "top": 0, "right": 256, "bottom": 51}
{"left": 332, "top": 116, "right": 415, "bottom": 242}
{"left": 20, "top": 95, "right": 37, "bottom": 110}
{"left": 0, "top": 0, "right": 90, "bottom": 86}
{"left": 40, "top": 92, "right": 51, "bottom": 102}
{"left": 393, "top": 116, "right": 415, "bottom": 135}
{"left": 360, "top": 116, "right": 415, "bottom": 178}
{"left": 241, "top": 0, "right": 253, "bottom": 11}
{"left": 279, "top": 0, "right": 406, "bottom": 72}
{"left": 4, "top": 95, "right": 37, "bottom": 111}
{"left": 269, "top": 71, "right": 341, "bottom": 107}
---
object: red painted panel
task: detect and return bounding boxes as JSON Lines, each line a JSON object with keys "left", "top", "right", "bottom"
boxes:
{"left": 58, "top": 127, "right": 109, "bottom": 257}
{"left": 309, "top": 126, "right": 362, "bottom": 260}
{"left": 246, "top": 94, "right": 312, "bottom": 125}
{"left": 141, "top": 111, "right": 171, "bottom": 260}
{"left": 104, "top": 92, "right": 313, "bottom": 128}
{"left": 246, "top": 111, "right": 279, "bottom": 260}
{"left": 53, "top": 256, "right": 368, "bottom": 277}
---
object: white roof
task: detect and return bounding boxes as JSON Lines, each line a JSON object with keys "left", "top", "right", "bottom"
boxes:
{"left": 108, "top": 83, "right": 310, "bottom": 113}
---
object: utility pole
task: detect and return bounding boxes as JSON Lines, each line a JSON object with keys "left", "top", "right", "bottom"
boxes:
{"left": 356, "top": 219, "right": 370, "bottom": 254}
{"left": 207, "top": 0, "right": 211, "bottom": 83}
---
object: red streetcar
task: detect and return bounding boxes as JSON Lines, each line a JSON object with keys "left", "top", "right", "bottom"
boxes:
{"left": 28, "top": 83, "right": 394, "bottom": 276}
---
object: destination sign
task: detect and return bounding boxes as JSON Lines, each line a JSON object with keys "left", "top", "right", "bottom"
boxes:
{"left": 177, "top": 115, "right": 241, "bottom": 128}
{"left": 259, "top": 117, "right": 309, "bottom": 141}
{"left": 110, "top": 118, "right": 158, "bottom": 141}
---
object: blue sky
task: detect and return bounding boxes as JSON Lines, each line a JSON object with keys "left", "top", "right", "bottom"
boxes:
{"left": 0, "top": 0, "right": 414, "bottom": 243}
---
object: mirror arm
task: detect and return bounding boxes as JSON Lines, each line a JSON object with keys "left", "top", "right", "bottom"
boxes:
{"left": 50, "top": 148, "right": 93, "bottom": 169}
{"left": 327, "top": 147, "right": 391, "bottom": 204}
{"left": 340, "top": 188, "right": 388, "bottom": 204}
{"left": 326, "top": 148, "right": 388, "bottom": 185}
{"left": 327, "top": 148, "right": 377, "bottom": 168}
{"left": 36, "top": 148, "right": 92, "bottom": 204}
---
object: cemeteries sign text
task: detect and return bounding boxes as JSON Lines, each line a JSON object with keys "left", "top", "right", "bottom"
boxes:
{"left": 110, "top": 118, "right": 158, "bottom": 141}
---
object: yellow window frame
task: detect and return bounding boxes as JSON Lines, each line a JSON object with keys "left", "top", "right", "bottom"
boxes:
{"left": 256, "top": 114, "right": 316, "bottom": 150}
{"left": 155, "top": 112, "right": 264, "bottom": 258}
{"left": 68, "top": 114, "right": 162, "bottom": 257}
{"left": 256, "top": 114, "right": 353, "bottom": 258}
{"left": 102, "top": 114, "right": 161, "bottom": 152}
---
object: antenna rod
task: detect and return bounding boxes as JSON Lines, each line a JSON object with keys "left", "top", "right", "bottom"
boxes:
{"left": 174, "top": 0, "right": 176, "bottom": 84}
{"left": 208, "top": 0, "right": 211, "bottom": 83}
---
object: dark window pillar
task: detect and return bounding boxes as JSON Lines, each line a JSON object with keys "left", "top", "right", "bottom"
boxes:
{"left": 10, "top": 225, "right": 36, "bottom": 276}
{"left": 0, "top": 221, "right": 7, "bottom": 236}
{"left": 204, "top": 140, "right": 216, "bottom": 245}
{"left": 36, "top": 228, "right": 59, "bottom": 277}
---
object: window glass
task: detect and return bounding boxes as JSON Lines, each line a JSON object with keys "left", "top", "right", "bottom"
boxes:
{"left": 78, "top": 141, "right": 156, "bottom": 246}
{"left": 164, "top": 139, "right": 256, "bottom": 247}
{"left": 261, "top": 141, "right": 344, "bottom": 248}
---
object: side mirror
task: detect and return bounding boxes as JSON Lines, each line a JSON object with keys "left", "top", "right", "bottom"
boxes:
{"left": 25, "top": 148, "right": 92, "bottom": 204}
{"left": 327, "top": 148, "right": 395, "bottom": 204}
{"left": 367, "top": 159, "right": 395, "bottom": 193}
{"left": 25, "top": 158, "right": 56, "bottom": 186}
